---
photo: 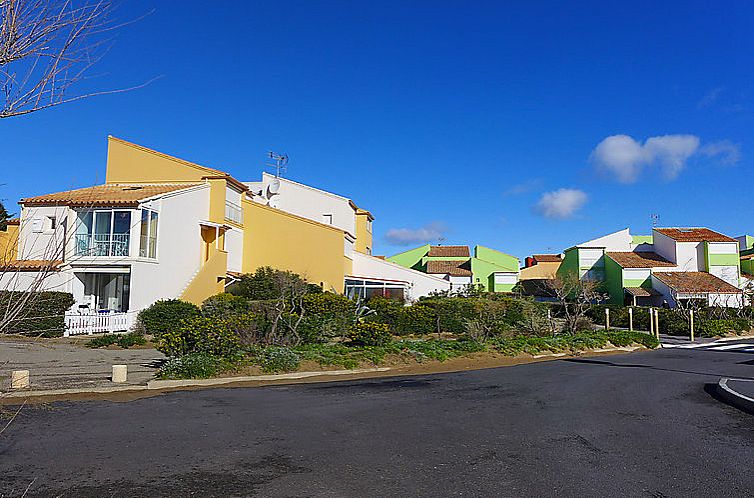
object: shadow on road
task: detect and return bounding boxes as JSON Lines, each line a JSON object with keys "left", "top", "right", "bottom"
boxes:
{"left": 562, "top": 358, "right": 754, "bottom": 381}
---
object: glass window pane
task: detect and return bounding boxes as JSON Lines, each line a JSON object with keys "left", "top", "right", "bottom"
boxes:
{"left": 112, "top": 211, "right": 131, "bottom": 257}
{"left": 139, "top": 211, "right": 149, "bottom": 257}
{"left": 149, "top": 212, "right": 158, "bottom": 258}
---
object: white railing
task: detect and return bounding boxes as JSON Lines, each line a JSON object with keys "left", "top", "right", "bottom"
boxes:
{"left": 64, "top": 310, "right": 138, "bottom": 336}
{"left": 225, "top": 200, "right": 243, "bottom": 224}
{"left": 75, "top": 233, "right": 131, "bottom": 257}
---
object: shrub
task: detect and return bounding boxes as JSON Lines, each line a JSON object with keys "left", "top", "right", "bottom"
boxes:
{"left": 0, "top": 291, "right": 75, "bottom": 337}
{"left": 349, "top": 322, "right": 392, "bottom": 346}
{"left": 259, "top": 346, "right": 300, "bottom": 373}
{"left": 365, "top": 296, "right": 404, "bottom": 329}
{"left": 201, "top": 293, "right": 252, "bottom": 318}
{"left": 229, "top": 267, "right": 308, "bottom": 300}
{"left": 158, "top": 353, "right": 233, "bottom": 379}
{"left": 698, "top": 318, "right": 752, "bottom": 337}
{"left": 226, "top": 312, "right": 267, "bottom": 346}
{"left": 85, "top": 331, "right": 146, "bottom": 349}
{"left": 297, "top": 314, "right": 350, "bottom": 344}
{"left": 138, "top": 299, "right": 200, "bottom": 338}
{"left": 302, "top": 292, "right": 355, "bottom": 317}
{"left": 156, "top": 316, "right": 241, "bottom": 357}
{"left": 395, "top": 305, "right": 437, "bottom": 335}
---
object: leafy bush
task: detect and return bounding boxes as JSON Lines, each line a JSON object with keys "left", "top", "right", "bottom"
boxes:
{"left": 397, "top": 338, "right": 486, "bottom": 362}
{"left": 297, "top": 314, "right": 350, "bottom": 344}
{"left": 697, "top": 318, "right": 752, "bottom": 337}
{"left": 201, "top": 293, "right": 252, "bottom": 318}
{"left": 229, "top": 267, "right": 308, "bottom": 300}
{"left": 138, "top": 299, "right": 200, "bottom": 338}
{"left": 395, "top": 305, "right": 437, "bottom": 335}
{"left": 302, "top": 292, "right": 356, "bottom": 317}
{"left": 0, "top": 291, "right": 74, "bottom": 337}
{"left": 85, "top": 331, "right": 146, "bottom": 349}
{"left": 259, "top": 346, "right": 300, "bottom": 373}
{"left": 156, "top": 316, "right": 241, "bottom": 357}
{"left": 158, "top": 353, "right": 234, "bottom": 379}
{"left": 349, "top": 322, "right": 392, "bottom": 346}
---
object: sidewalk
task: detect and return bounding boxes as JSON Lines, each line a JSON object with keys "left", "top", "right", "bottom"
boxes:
{"left": 0, "top": 336, "right": 165, "bottom": 391}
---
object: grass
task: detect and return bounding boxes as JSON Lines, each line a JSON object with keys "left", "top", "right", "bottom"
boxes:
{"left": 85, "top": 332, "right": 146, "bottom": 349}
{"left": 156, "top": 329, "right": 659, "bottom": 379}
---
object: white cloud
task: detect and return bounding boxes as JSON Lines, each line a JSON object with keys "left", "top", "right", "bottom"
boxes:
{"left": 591, "top": 133, "right": 711, "bottom": 182}
{"left": 385, "top": 221, "right": 447, "bottom": 246}
{"left": 700, "top": 140, "right": 741, "bottom": 165}
{"left": 534, "top": 189, "right": 587, "bottom": 220}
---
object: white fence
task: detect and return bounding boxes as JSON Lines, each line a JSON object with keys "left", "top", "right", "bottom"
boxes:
{"left": 64, "top": 310, "right": 138, "bottom": 336}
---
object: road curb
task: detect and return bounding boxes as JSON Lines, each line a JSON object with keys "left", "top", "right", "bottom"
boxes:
{"left": 145, "top": 367, "right": 392, "bottom": 389}
{"left": 715, "top": 378, "right": 754, "bottom": 414}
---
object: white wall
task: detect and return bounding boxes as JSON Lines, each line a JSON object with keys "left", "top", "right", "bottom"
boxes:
{"left": 17, "top": 206, "right": 69, "bottom": 261}
{"left": 650, "top": 275, "right": 677, "bottom": 307}
{"left": 0, "top": 269, "right": 73, "bottom": 294}
{"left": 675, "top": 242, "right": 702, "bottom": 271}
{"left": 351, "top": 252, "right": 450, "bottom": 301}
{"left": 709, "top": 265, "right": 739, "bottom": 287}
{"left": 129, "top": 186, "right": 210, "bottom": 310}
{"left": 579, "top": 228, "right": 632, "bottom": 251}
{"left": 494, "top": 272, "right": 518, "bottom": 285}
{"left": 651, "top": 231, "right": 678, "bottom": 264}
{"left": 708, "top": 293, "right": 743, "bottom": 308}
{"left": 623, "top": 268, "right": 651, "bottom": 281}
{"left": 225, "top": 228, "right": 244, "bottom": 273}
{"left": 707, "top": 242, "right": 738, "bottom": 255}
{"left": 252, "top": 172, "right": 357, "bottom": 235}
{"left": 449, "top": 275, "right": 472, "bottom": 292}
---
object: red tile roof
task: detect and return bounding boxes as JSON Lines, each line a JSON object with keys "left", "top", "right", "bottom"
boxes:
{"left": 425, "top": 260, "right": 472, "bottom": 277}
{"left": 606, "top": 251, "right": 675, "bottom": 268}
{"left": 653, "top": 271, "right": 741, "bottom": 294}
{"left": 654, "top": 228, "right": 736, "bottom": 243}
{"left": 428, "top": 245, "right": 470, "bottom": 257}
{"left": 532, "top": 254, "right": 562, "bottom": 263}
{"left": 21, "top": 184, "right": 201, "bottom": 207}
{"left": 2, "top": 260, "right": 64, "bottom": 271}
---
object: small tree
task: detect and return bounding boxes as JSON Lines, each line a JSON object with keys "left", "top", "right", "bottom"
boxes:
{"left": 0, "top": 201, "right": 11, "bottom": 231}
{"left": 547, "top": 273, "right": 605, "bottom": 334}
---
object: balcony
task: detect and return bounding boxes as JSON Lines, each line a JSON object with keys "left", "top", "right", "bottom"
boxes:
{"left": 75, "top": 233, "right": 130, "bottom": 257}
{"left": 225, "top": 200, "right": 243, "bottom": 224}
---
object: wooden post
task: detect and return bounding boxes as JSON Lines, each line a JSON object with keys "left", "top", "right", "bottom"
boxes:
{"left": 605, "top": 308, "right": 610, "bottom": 330}
{"left": 690, "top": 309, "right": 695, "bottom": 342}
{"left": 628, "top": 307, "right": 634, "bottom": 331}
{"left": 654, "top": 309, "right": 660, "bottom": 340}
{"left": 649, "top": 308, "right": 654, "bottom": 336}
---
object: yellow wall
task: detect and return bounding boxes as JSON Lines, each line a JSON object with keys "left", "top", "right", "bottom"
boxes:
{"left": 181, "top": 248, "right": 228, "bottom": 305}
{"left": 354, "top": 212, "right": 373, "bottom": 254}
{"left": 519, "top": 262, "right": 561, "bottom": 280}
{"left": 0, "top": 224, "right": 19, "bottom": 264}
{"left": 243, "top": 200, "right": 346, "bottom": 293}
{"left": 105, "top": 136, "right": 222, "bottom": 184}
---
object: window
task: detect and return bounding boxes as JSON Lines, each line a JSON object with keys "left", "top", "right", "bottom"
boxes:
{"left": 366, "top": 247, "right": 372, "bottom": 255}
{"left": 75, "top": 210, "right": 131, "bottom": 257}
{"left": 139, "top": 209, "right": 159, "bottom": 258}
{"left": 32, "top": 218, "right": 43, "bottom": 233}
{"left": 323, "top": 214, "right": 333, "bottom": 225}
{"left": 366, "top": 219, "right": 373, "bottom": 233}
{"left": 47, "top": 216, "right": 57, "bottom": 231}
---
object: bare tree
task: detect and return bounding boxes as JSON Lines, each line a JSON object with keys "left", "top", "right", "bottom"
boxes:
{"left": 0, "top": 0, "right": 151, "bottom": 118}
{"left": 547, "top": 272, "right": 605, "bottom": 334}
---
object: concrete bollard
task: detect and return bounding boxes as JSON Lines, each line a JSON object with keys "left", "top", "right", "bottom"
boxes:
{"left": 605, "top": 308, "right": 610, "bottom": 330}
{"left": 690, "top": 310, "right": 695, "bottom": 343}
{"left": 628, "top": 307, "right": 634, "bottom": 331}
{"left": 11, "top": 370, "right": 30, "bottom": 389}
{"left": 112, "top": 365, "right": 128, "bottom": 383}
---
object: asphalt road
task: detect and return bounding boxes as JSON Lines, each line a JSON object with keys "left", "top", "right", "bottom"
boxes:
{"left": 1, "top": 343, "right": 754, "bottom": 497}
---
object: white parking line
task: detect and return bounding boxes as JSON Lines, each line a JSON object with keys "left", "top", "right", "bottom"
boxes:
{"left": 707, "top": 344, "right": 754, "bottom": 351}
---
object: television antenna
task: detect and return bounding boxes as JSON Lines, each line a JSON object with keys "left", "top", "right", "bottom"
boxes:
{"left": 651, "top": 213, "right": 659, "bottom": 228}
{"left": 266, "top": 151, "right": 289, "bottom": 178}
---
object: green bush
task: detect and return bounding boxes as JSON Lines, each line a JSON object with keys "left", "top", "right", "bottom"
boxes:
{"left": 138, "top": 299, "right": 200, "bottom": 338}
{"left": 201, "top": 293, "right": 252, "bottom": 318}
{"left": 158, "top": 353, "right": 233, "bottom": 379}
{"left": 85, "top": 332, "right": 146, "bottom": 349}
{"left": 0, "top": 291, "right": 74, "bottom": 337}
{"left": 698, "top": 318, "right": 752, "bottom": 337}
{"left": 229, "top": 267, "right": 308, "bottom": 300}
{"left": 397, "top": 338, "right": 486, "bottom": 362}
{"left": 156, "top": 316, "right": 241, "bottom": 357}
{"left": 349, "top": 322, "right": 392, "bottom": 346}
{"left": 302, "top": 292, "right": 356, "bottom": 317}
{"left": 395, "top": 305, "right": 437, "bottom": 335}
{"left": 297, "top": 314, "right": 350, "bottom": 344}
{"left": 259, "top": 346, "right": 301, "bottom": 373}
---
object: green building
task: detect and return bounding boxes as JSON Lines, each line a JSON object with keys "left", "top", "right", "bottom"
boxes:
{"left": 387, "top": 244, "right": 520, "bottom": 293}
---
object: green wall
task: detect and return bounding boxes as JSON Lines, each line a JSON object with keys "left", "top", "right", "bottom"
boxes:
{"left": 603, "top": 255, "right": 623, "bottom": 304}
{"left": 474, "top": 245, "right": 518, "bottom": 271}
{"left": 387, "top": 244, "right": 429, "bottom": 270}
{"left": 557, "top": 248, "right": 580, "bottom": 280}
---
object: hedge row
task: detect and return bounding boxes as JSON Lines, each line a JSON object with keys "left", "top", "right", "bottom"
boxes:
{"left": 0, "top": 291, "right": 74, "bottom": 337}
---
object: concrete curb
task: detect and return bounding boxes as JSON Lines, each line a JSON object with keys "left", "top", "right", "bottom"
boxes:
{"left": 2, "top": 367, "right": 392, "bottom": 398}
{"left": 715, "top": 378, "right": 754, "bottom": 414}
{"left": 145, "top": 367, "right": 392, "bottom": 389}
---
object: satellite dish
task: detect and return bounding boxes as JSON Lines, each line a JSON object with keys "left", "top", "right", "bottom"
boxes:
{"left": 268, "top": 178, "right": 281, "bottom": 194}
{"left": 269, "top": 197, "right": 280, "bottom": 209}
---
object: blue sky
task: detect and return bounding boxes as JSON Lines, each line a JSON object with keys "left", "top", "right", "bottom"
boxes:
{"left": 2, "top": 1, "right": 753, "bottom": 260}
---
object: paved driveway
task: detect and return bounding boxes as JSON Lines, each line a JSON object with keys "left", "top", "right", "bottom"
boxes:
{"left": 0, "top": 337, "right": 165, "bottom": 390}
{"left": 1, "top": 346, "right": 753, "bottom": 497}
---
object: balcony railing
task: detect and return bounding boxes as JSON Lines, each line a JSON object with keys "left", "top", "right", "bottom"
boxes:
{"left": 75, "top": 233, "right": 130, "bottom": 257}
{"left": 225, "top": 200, "right": 243, "bottom": 224}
